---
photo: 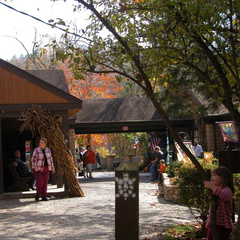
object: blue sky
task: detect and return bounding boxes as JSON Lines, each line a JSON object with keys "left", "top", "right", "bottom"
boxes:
{"left": 0, "top": 0, "right": 88, "bottom": 60}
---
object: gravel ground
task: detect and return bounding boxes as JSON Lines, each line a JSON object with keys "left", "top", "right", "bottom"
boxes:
{"left": 0, "top": 171, "right": 197, "bottom": 240}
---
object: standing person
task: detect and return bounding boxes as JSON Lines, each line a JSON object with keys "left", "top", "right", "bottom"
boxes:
{"left": 150, "top": 146, "right": 164, "bottom": 181}
{"left": 11, "top": 150, "right": 35, "bottom": 190}
{"left": 193, "top": 139, "right": 204, "bottom": 158}
{"left": 83, "top": 145, "right": 96, "bottom": 179}
{"left": 31, "top": 138, "right": 55, "bottom": 201}
{"left": 96, "top": 152, "right": 101, "bottom": 169}
{"left": 204, "top": 166, "right": 234, "bottom": 240}
{"left": 79, "top": 147, "right": 86, "bottom": 161}
{"left": 157, "top": 159, "right": 166, "bottom": 185}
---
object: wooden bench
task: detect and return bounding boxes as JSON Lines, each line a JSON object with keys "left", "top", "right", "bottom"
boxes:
{"left": 6, "top": 162, "right": 32, "bottom": 192}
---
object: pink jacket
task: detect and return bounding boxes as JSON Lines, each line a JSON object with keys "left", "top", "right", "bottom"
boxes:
{"left": 31, "top": 147, "right": 55, "bottom": 172}
{"left": 206, "top": 186, "right": 233, "bottom": 229}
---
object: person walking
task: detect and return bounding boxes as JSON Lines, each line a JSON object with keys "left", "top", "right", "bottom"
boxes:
{"left": 204, "top": 166, "right": 234, "bottom": 240}
{"left": 31, "top": 138, "right": 55, "bottom": 201}
{"left": 83, "top": 145, "right": 96, "bottom": 179}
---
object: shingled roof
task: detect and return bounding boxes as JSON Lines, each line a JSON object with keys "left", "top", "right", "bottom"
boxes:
{"left": 73, "top": 97, "right": 195, "bottom": 133}
{"left": 189, "top": 90, "right": 229, "bottom": 116}
{"left": 27, "top": 70, "right": 70, "bottom": 93}
{"left": 76, "top": 97, "right": 160, "bottom": 122}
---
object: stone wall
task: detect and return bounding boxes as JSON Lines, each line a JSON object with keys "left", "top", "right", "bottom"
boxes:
{"left": 163, "top": 175, "right": 181, "bottom": 203}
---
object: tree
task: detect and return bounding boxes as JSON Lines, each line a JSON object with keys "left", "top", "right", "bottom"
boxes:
{"left": 58, "top": 60, "right": 125, "bottom": 98}
{"left": 52, "top": 0, "right": 239, "bottom": 239}
{"left": 106, "top": 133, "right": 147, "bottom": 157}
{"left": 8, "top": 29, "right": 57, "bottom": 70}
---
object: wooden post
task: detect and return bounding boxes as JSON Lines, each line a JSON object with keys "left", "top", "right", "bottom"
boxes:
{"left": 115, "top": 161, "right": 139, "bottom": 240}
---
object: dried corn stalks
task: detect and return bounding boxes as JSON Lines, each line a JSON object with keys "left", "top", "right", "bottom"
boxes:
{"left": 19, "top": 105, "right": 84, "bottom": 197}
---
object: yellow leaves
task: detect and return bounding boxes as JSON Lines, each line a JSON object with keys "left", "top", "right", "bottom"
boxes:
{"left": 40, "top": 48, "right": 47, "bottom": 55}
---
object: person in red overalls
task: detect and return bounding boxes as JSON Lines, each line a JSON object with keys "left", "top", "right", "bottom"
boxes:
{"left": 31, "top": 138, "right": 55, "bottom": 201}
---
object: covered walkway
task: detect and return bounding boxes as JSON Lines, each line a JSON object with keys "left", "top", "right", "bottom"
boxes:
{"left": 72, "top": 97, "right": 195, "bottom": 134}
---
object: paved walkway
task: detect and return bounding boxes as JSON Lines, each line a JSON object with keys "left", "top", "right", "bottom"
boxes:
{"left": 0, "top": 171, "right": 197, "bottom": 240}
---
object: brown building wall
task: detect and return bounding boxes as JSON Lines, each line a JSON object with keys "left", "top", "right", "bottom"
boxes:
{"left": 214, "top": 123, "right": 225, "bottom": 151}
{"left": 0, "top": 67, "right": 69, "bottom": 104}
{"left": 205, "top": 123, "right": 226, "bottom": 155}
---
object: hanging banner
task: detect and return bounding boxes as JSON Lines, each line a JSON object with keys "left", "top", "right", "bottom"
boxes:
{"left": 218, "top": 121, "right": 239, "bottom": 143}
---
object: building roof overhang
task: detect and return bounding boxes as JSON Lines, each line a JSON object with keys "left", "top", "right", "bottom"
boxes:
{"left": 0, "top": 59, "right": 82, "bottom": 118}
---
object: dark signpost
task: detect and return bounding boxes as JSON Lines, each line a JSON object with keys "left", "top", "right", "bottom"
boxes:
{"left": 218, "top": 148, "right": 240, "bottom": 174}
{"left": 115, "top": 161, "right": 139, "bottom": 240}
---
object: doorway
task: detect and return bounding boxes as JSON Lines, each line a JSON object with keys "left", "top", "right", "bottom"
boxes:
{"left": 1, "top": 118, "right": 33, "bottom": 191}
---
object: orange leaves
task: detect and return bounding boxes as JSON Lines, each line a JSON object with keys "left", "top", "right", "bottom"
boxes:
{"left": 57, "top": 61, "right": 124, "bottom": 99}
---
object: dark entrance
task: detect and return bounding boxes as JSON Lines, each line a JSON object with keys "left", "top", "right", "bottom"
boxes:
{"left": 1, "top": 118, "right": 33, "bottom": 191}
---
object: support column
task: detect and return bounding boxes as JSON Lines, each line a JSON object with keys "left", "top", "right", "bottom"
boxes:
{"left": 69, "top": 128, "right": 76, "bottom": 161}
{"left": 53, "top": 111, "right": 70, "bottom": 189}
{"left": 205, "top": 124, "right": 214, "bottom": 152}
{"left": 61, "top": 110, "right": 70, "bottom": 189}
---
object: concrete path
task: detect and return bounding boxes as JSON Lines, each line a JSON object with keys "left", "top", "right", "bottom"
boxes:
{"left": 0, "top": 171, "right": 197, "bottom": 240}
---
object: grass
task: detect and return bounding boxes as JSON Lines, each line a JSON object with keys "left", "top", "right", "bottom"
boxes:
{"left": 161, "top": 223, "right": 203, "bottom": 240}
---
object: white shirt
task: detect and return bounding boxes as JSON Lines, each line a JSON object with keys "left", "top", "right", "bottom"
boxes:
{"left": 193, "top": 144, "right": 203, "bottom": 158}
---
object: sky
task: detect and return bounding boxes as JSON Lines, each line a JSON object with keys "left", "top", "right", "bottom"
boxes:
{"left": 0, "top": 0, "right": 89, "bottom": 60}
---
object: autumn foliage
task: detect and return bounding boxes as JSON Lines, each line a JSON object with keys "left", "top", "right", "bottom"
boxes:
{"left": 57, "top": 61, "right": 124, "bottom": 99}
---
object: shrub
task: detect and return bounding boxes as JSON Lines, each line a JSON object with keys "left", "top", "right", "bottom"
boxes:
{"left": 169, "top": 161, "right": 217, "bottom": 230}
{"left": 233, "top": 173, "right": 240, "bottom": 211}
{"left": 168, "top": 160, "right": 240, "bottom": 235}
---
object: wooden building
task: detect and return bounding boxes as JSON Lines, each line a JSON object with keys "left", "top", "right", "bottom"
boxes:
{"left": 0, "top": 59, "right": 82, "bottom": 193}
